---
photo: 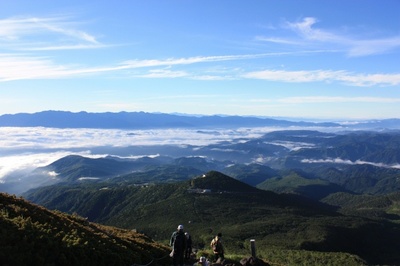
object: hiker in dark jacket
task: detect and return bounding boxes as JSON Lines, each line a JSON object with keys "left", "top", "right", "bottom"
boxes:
{"left": 170, "top": 224, "right": 187, "bottom": 266}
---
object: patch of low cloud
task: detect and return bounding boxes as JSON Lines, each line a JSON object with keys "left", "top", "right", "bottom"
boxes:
{"left": 77, "top": 177, "right": 100, "bottom": 181}
{"left": 301, "top": 157, "right": 400, "bottom": 169}
{"left": 264, "top": 141, "right": 315, "bottom": 151}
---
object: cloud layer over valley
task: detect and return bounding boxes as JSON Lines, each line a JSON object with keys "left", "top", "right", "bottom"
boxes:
{"left": 0, "top": 126, "right": 276, "bottom": 185}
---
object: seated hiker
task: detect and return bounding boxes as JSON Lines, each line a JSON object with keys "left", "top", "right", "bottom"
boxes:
{"left": 210, "top": 232, "right": 224, "bottom": 262}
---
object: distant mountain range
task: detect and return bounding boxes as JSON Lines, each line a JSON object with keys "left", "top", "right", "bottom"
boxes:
{"left": 1, "top": 110, "right": 400, "bottom": 129}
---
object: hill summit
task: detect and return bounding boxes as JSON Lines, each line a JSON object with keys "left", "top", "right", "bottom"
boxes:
{"left": 191, "top": 171, "right": 260, "bottom": 193}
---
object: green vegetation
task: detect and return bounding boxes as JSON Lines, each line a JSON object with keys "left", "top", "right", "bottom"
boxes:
{"left": 24, "top": 171, "right": 400, "bottom": 265}
{"left": 0, "top": 192, "right": 170, "bottom": 266}
{"left": 322, "top": 191, "right": 400, "bottom": 220}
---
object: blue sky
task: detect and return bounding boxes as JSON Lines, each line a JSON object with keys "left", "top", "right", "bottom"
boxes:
{"left": 1, "top": 0, "right": 400, "bottom": 119}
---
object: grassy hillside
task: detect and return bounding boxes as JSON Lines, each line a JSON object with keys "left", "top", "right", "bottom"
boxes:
{"left": 0, "top": 192, "right": 171, "bottom": 266}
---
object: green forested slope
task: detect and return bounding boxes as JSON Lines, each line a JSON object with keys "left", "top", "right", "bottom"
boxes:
{"left": 24, "top": 171, "right": 400, "bottom": 265}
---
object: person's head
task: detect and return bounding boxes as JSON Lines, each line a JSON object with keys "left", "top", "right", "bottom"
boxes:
{"left": 177, "top": 224, "right": 184, "bottom": 231}
{"left": 217, "top": 233, "right": 222, "bottom": 238}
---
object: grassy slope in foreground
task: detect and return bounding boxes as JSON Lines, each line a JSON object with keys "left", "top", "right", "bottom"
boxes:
{"left": 0, "top": 192, "right": 171, "bottom": 266}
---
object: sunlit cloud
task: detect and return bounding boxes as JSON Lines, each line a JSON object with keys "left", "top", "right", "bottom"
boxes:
{"left": 258, "top": 17, "right": 400, "bottom": 57}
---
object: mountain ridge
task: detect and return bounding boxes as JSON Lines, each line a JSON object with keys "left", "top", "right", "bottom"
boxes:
{"left": 0, "top": 110, "right": 348, "bottom": 129}
{"left": 1, "top": 110, "right": 400, "bottom": 129}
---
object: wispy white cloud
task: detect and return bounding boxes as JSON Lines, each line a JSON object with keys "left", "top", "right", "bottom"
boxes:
{"left": 338, "top": 72, "right": 400, "bottom": 86}
{"left": 0, "top": 15, "right": 101, "bottom": 51}
{"left": 258, "top": 17, "right": 400, "bottom": 57}
{"left": 2, "top": 52, "right": 400, "bottom": 86}
{"left": 243, "top": 69, "right": 400, "bottom": 86}
{"left": 243, "top": 69, "right": 344, "bottom": 83}
{"left": 120, "top": 54, "right": 267, "bottom": 68}
{"left": 0, "top": 53, "right": 265, "bottom": 81}
{"left": 348, "top": 37, "right": 400, "bottom": 57}
{"left": 133, "top": 69, "right": 188, "bottom": 78}
{"left": 286, "top": 17, "right": 344, "bottom": 43}
{"left": 24, "top": 44, "right": 108, "bottom": 51}
{"left": 254, "top": 36, "right": 303, "bottom": 45}
{"left": 0, "top": 54, "right": 114, "bottom": 81}
{"left": 191, "top": 75, "right": 234, "bottom": 81}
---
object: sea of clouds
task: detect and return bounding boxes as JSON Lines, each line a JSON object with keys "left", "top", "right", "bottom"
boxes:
{"left": 1, "top": 125, "right": 386, "bottom": 194}
{"left": 0, "top": 126, "right": 278, "bottom": 185}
